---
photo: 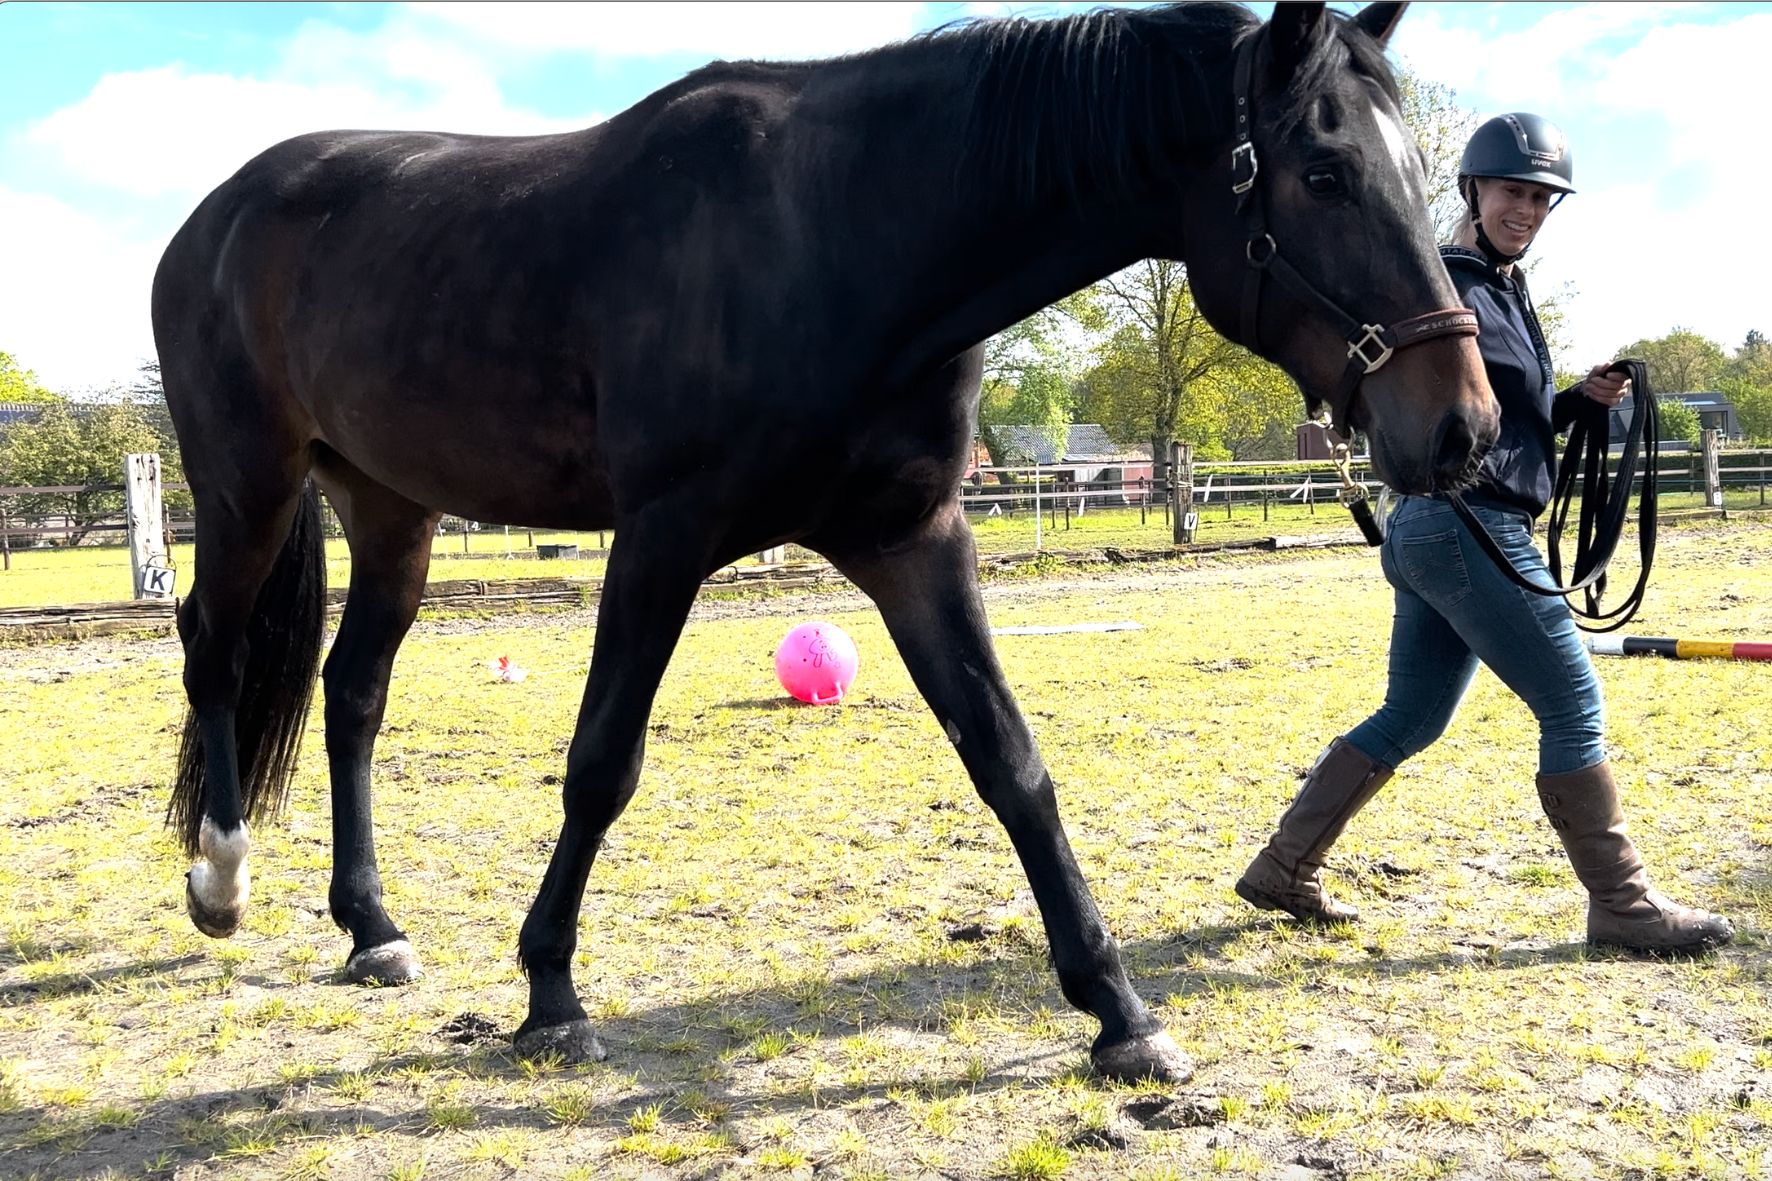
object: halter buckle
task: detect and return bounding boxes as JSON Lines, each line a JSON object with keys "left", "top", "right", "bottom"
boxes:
{"left": 1230, "top": 142, "right": 1258, "bottom": 194}
{"left": 1347, "top": 324, "right": 1394, "bottom": 373}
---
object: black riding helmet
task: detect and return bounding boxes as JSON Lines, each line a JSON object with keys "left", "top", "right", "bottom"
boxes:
{"left": 1458, "top": 112, "right": 1573, "bottom": 265}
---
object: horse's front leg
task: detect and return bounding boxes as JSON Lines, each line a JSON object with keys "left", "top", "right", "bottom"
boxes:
{"left": 513, "top": 505, "right": 709, "bottom": 1061}
{"left": 819, "top": 501, "right": 1191, "bottom": 1084}
{"left": 315, "top": 474, "right": 439, "bottom": 985}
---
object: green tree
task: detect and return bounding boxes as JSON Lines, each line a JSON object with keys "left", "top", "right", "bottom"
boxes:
{"left": 103, "top": 359, "right": 189, "bottom": 514}
{"left": 0, "top": 351, "right": 61, "bottom": 405}
{"left": 1195, "top": 350, "right": 1302, "bottom": 461}
{"left": 1616, "top": 328, "right": 1729, "bottom": 395}
{"left": 978, "top": 293, "right": 1099, "bottom": 472}
{"left": 1656, "top": 399, "right": 1700, "bottom": 446}
{"left": 1082, "top": 261, "right": 1249, "bottom": 472}
{"left": 1717, "top": 332, "right": 1772, "bottom": 443}
{"left": 1394, "top": 65, "right": 1479, "bottom": 241}
{"left": 0, "top": 401, "right": 168, "bottom": 542}
{"left": 1726, "top": 329, "right": 1772, "bottom": 388}
{"left": 1719, "top": 377, "right": 1772, "bottom": 444}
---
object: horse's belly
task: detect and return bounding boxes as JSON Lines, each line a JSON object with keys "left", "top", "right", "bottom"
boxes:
{"left": 310, "top": 395, "right": 616, "bottom": 530}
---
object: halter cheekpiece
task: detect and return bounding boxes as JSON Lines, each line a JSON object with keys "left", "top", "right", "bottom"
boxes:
{"left": 1228, "top": 29, "right": 1479, "bottom": 440}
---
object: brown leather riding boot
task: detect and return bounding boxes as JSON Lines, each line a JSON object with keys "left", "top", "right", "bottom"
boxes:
{"left": 1536, "top": 761, "right": 1734, "bottom": 954}
{"left": 1236, "top": 738, "right": 1394, "bottom": 925}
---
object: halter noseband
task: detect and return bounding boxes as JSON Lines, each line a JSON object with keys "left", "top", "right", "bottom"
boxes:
{"left": 1229, "top": 30, "right": 1478, "bottom": 439}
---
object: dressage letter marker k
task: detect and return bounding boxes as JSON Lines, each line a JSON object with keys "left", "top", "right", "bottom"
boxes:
{"left": 141, "top": 562, "right": 176, "bottom": 597}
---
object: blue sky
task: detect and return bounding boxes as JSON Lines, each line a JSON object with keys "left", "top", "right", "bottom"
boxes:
{"left": 3, "top": 2, "right": 1768, "bottom": 395}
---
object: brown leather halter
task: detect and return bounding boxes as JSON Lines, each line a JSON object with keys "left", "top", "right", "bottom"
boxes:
{"left": 1229, "top": 30, "right": 1478, "bottom": 440}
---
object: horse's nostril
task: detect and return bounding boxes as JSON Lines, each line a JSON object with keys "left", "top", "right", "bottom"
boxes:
{"left": 1432, "top": 412, "right": 1482, "bottom": 480}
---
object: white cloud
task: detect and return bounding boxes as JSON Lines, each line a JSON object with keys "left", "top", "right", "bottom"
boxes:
{"left": 1391, "top": 3, "right": 1699, "bottom": 114}
{"left": 24, "top": 18, "right": 593, "bottom": 203}
{"left": 9, "top": 9, "right": 602, "bottom": 392}
{"left": 404, "top": 2, "right": 925, "bottom": 58}
{"left": 0, "top": 187, "right": 163, "bottom": 395}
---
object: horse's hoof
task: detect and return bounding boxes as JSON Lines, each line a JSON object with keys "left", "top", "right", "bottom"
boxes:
{"left": 344, "top": 940, "right": 423, "bottom": 986}
{"left": 513, "top": 1019, "right": 607, "bottom": 1065}
{"left": 1092, "top": 1030, "right": 1194, "bottom": 1085}
{"left": 185, "top": 874, "right": 244, "bottom": 939}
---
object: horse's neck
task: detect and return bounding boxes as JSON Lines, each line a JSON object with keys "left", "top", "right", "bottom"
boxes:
{"left": 800, "top": 40, "right": 1214, "bottom": 385}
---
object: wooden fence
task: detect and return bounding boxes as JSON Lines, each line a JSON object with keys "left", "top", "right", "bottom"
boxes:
{"left": 4, "top": 439, "right": 1770, "bottom": 579}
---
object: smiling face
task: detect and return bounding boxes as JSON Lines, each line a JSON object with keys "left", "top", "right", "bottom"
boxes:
{"left": 1465, "top": 175, "right": 1559, "bottom": 260}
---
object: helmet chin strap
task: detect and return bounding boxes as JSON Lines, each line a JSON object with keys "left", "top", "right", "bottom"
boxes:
{"left": 1464, "top": 178, "right": 1528, "bottom": 267}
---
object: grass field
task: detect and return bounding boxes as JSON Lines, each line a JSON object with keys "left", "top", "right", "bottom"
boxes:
{"left": 2, "top": 522, "right": 1770, "bottom": 1180}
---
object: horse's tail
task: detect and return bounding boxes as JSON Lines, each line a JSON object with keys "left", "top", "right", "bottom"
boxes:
{"left": 168, "top": 482, "right": 328, "bottom": 856}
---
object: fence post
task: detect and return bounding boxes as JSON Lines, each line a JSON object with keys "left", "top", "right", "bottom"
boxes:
{"left": 1171, "top": 442, "right": 1196, "bottom": 543}
{"left": 1701, "top": 429, "right": 1722, "bottom": 508}
{"left": 1, "top": 497, "right": 10, "bottom": 571}
{"left": 125, "top": 452, "right": 174, "bottom": 599}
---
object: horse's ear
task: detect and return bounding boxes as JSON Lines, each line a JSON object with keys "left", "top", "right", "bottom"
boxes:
{"left": 1267, "top": 2, "right": 1328, "bottom": 82}
{"left": 1351, "top": 2, "right": 1409, "bottom": 48}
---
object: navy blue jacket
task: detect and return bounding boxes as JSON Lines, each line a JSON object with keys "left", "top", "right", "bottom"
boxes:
{"left": 1440, "top": 245, "right": 1585, "bottom": 519}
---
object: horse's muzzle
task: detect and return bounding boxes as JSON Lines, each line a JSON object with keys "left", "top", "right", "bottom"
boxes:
{"left": 1429, "top": 406, "right": 1491, "bottom": 492}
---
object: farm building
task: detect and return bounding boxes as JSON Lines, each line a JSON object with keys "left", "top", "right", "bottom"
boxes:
{"left": 1610, "top": 390, "right": 1743, "bottom": 444}
{"left": 982, "top": 424, "right": 1154, "bottom": 505}
{"left": 0, "top": 401, "right": 52, "bottom": 430}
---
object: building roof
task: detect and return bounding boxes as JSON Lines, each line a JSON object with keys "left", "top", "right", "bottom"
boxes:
{"left": 988, "top": 424, "right": 1148, "bottom": 465}
{"left": 1660, "top": 391, "right": 1731, "bottom": 409}
{"left": 0, "top": 401, "right": 52, "bottom": 428}
{"left": 0, "top": 400, "right": 173, "bottom": 432}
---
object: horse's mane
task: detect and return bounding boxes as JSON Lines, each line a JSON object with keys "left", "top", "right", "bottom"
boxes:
{"left": 909, "top": 2, "right": 1403, "bottom": 208}
{"left": 631, "top": 3, "right": 1404, "bottom": 214}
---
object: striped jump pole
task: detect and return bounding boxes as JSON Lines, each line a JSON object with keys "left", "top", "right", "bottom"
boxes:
{"left": 1585, "top": 635, "right": 1772, "bottom": 662}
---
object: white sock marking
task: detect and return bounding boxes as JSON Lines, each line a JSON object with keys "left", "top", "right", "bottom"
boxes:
{"left": 190, "top": 818, "right": 251, "bottom": 914}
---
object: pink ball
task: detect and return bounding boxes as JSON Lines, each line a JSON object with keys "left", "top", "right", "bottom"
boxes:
{"left": 775, "top": 621, "right": 859, "bottom": 705}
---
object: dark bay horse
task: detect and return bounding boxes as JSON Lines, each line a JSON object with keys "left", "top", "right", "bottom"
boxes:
{"left": 154, "top": 1, "right": 1495, "bottom": 1083}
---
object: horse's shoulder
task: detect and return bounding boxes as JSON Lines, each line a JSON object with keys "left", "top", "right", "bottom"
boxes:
{"left": 625, "top": 60, "right": 806, "bottom": 149}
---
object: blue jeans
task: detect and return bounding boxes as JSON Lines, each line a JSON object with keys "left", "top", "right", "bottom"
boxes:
{"left": 1344, "top": 496, "right": 1607, "bottom": 776}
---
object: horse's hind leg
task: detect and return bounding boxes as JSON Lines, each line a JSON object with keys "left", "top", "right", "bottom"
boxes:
{"left": 172, "top": 457, "right": 325, "bottom": 940}
{"left": 311, "top": 462, "right": 439, "bottom": 985}
{"left": 816, "top": 501, "right": 1192, "bottom": 1084}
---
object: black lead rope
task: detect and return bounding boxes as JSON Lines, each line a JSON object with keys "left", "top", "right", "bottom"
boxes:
{"left": 1446, "top": 358, "right": 1658, "bottom": 632}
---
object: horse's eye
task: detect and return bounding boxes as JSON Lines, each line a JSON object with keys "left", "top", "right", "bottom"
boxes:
{"left": 1305, "top": 169, "right": 1344, "bottom": 197}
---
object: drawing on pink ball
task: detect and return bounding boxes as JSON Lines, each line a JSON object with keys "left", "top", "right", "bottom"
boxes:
{"left": 775, "top": 621, "right": 859, "bottom": 704}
